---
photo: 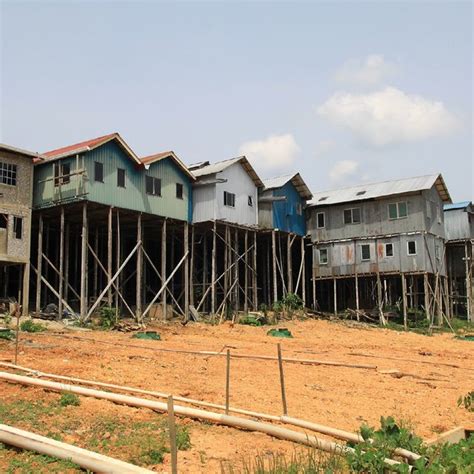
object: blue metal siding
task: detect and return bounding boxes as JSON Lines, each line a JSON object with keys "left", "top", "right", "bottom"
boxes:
{"left": 273, "top": 181, "right": 306, "bottom": 236}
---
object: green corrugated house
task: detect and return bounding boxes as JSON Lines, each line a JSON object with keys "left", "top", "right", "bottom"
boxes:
{"left": 33, "top": 133, "right": 194, "bottom": 221}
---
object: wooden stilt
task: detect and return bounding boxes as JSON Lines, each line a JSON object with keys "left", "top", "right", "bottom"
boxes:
{"left": 115, "top": 210, "right": 121, "bottom": 317}
{"left": 21, "top": 263, "right": 30, "bottom": 317}
{"left": 355, "top": 272, "right": 360, "bottom": 321}
{"left": 272, "top": 231, "right": 277, "bottom": 303}
{"left": 161, "top": 219, "right": 167, "bottom": 320}
{"left": 301, "top": 237, "right": 306, "bottom": 307}
{"left": 465, "top": 241, "right": 471, "bottom": 321}
{"left": 277, "top": 343, "right": 288, "bottom": 416}
{"left": 167, "top": 395, "right": 178, "bottom": 474}
{"left": 333, "top": 278, "right": 337, "bottom": 316}
{"left": 184, "top": 222, "right": 189, "bottom": 321}
{"left": 203, "top": 233, "right": 208, "bottom": 312}
{"left": 312, "top": 245, "right": 316, "bottom": 310}
{"left": 253, "top": 231, "right": 258, "bottom": 310}
{"left": 64, "top": 223, "right": 70, "bottom": 305}
{"left": 107, "top": 207, "right": 113, "bottom": 306}
{"left": 223, "top": 226, "right": 228, "bottom": 312}
{"left": 211, "top": 221, "right": 216, "bottom": 315}
{"left": 58, "top": 207, "right": 65, "bottom": 320}
{"left": 244, "top": 230, "right": 248, "bottom": 313}
{"left": 401, "top": 273, "right": 407, "bottom": 330}
{"left": 234, "top": 228, "right": 239, "bottom": 311}
{"left": 35, "top": 214, "right": 43, "bottom": 316}
{"left": 287, "top": 233, "right": 293, "bottom": 294}
{"left": 190, "top": 225, "right": 195, "bottom": 308}
{"left": 423, "top": 273, "right": 430, "bottom": 321}
{"left": 136, "top": 214, "right": 143, "bottom": 322}
{"left": 80, "top": 203, "right": 88, "bottom": 320}
{"left": 376, "top": 272, "right": 385, "bottom": 325}
{"left": 93, "top": 228, "right": 99, "bottom": 302}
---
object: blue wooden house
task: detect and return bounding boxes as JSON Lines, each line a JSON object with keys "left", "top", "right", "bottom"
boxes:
{"left": 258, "top": 173, "right": 312, "bottom": 236}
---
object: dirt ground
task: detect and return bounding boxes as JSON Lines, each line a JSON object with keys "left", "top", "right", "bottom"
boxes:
{"left": 1, "top": 318, "right": 473, "bottom": 473}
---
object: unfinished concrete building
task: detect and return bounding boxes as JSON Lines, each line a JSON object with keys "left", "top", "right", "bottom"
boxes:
{"left": 0, "top": 144, "right": 41, "bottom": 315}
{"left": 32, "top": 133, "right": 195, "bottom": 321}
{"left": 444, "top": 201, "right": 473, "bottom": 321}
{"left": 257, "top": 173, "right": 313, "bottom": 307}
{"left": 306, "top": 174, "right": 452, "bottom": 325}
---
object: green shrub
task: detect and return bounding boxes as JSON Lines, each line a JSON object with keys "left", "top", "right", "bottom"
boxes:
{"left": 281, "top": 293, "right": 303, "bottom": 311}
{"left": 20, "top": 319, "right": 46, "bottom": 333}
{"left": 59, "top": 393, "right": 80, "bottom": 407}
{"left": 238, "top": 315, "right": 262, "bottom": 326}
{"left": 176, "top": 426, "right": 191, "bottom": 450}
{"left": 99, "top": 306, "right": 116, "bottom": 329}
{"left": 457, "top": 391, "right": 474, "bottom": 412}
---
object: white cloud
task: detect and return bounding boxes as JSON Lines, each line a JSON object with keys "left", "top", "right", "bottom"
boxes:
{"left": 317, "top": 87, "right": 459, "bottom": 147}
{"left": 314, "top": 140, "right": 334, "bottom": 157}
{"left": 329, "top": 160, "right": 359, "bottom": 184}
{"left": 335, "top": 54, "right": 398, "bottom": 87}
{"left": 239, "top": 133, "right": 300, "bottom": 171}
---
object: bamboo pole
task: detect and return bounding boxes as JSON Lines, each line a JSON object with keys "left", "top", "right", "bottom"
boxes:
{"left": 401, "top": 273, "right": 408, "bottom": 330}
{"left": 424, "top": 273, "right": 430, "bottom": 321}
{"left": 107, "top": 207, "right": 113, "bottom": 306}
{"left": 0, "top": 424, "right": 153, "bottom": 473}
{"left": 244, "top": 230, "right": 248, "bottom": 313}
{"left": 211, "top": 221, "right": 217, "bottom": 315}
{"left": 115, "top": 210, "right": 121, "bottom": 316}
{"left": 333, "top": 278, "right": 337, "bottom": 316}
{"left": 184, "top": 222, "right": 189, "bottom": 321}
{"left": 287, "top": 233, "right": 293, "bottom": 294}
{"left": 253, "top": 231, "right": 258, "bottom": 310}
{"left": 167, "top": 396, "right": 178, "bottom": 474}
{"left": 225, "top": 349, "right": 231, "bottom": 415}
{"left": 190, "top": 225, "right": 195, "bottom": 308}
{"left": 136, "top": 214, "right": 143, "bottom": 322}
{"left": 277, "top": 343, "right": 288, "bottom": 416}
{"left": 80, "top": 203, "right": 88, "bottom": 320}
{"left": 272, "top": 230, "right": 278, "bottom": 303}
{"left": 58, "top": 208, "right": 65, "bottom": 319}
{"left": 301, "top": 237, "right": 306, "bottom": 306}
{"left": 161, "top": 219, "right": 167, "bottom": 320}
{"left": 21, "top": 262, "right": 30, "bottom": 317}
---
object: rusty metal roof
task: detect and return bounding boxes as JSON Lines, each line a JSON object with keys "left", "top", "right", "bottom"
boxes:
{"left": 262, "top": 173, "right": 313, "bottom": 200}
{"left": 308, "top": 174, "right": 451, "bottom": 207}
{"left": 191, "top": 156, "right": 263, "bottom": 187}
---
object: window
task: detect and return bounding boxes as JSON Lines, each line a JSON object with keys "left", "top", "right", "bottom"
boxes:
{"left": 54, "top": 162, "right": 70, "bottom": 187}
{"left": 319, "top": 248, "right": 328, "bottom": 265}
{"left": 0, "top": 162, "right": 17, "bottom": 186}
{"left": 296, "top": 203, "right": 302, "bottom": 215}
{"left": 94, "top": 162, "right": 104, "bottom": 182}
{"left": 317, "top": 212, "right": 325, "bottom": 229}
{"left": 248, "top": 195, "right": 253, "bottom": 207}
{"left": 117, "top": 168, "right": 125, "bottom": 188}
{"left": 344, "top": 208, "right": 361, "bottom": 224}
{"left": 388, "top": 202, "right": 408, "bottom": 220}
{"left": 176, "top": 183, "right": 183, "bottom": 199}
{"left": 361, "top": 244, "right": 371, "bottom": 261}
{"left": 0, "top": 214, "right": 7, "bottom": 229}
{"left": 13, "top": 217, "right": 22, "bottom": 239}
{"left": 407, "top": 241, "right": 417, "bottom": 255}
{"left": 385, "top": 243, "right": 394, "bottom": 257}
{"left": 146, "top": 176, "right": 161, "bottom": 196}
{"left": 224, "top": 191, "right": 235, "bottom": 207}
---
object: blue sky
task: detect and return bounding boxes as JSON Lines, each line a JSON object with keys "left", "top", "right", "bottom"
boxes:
{"left": 1, "top": 1, "right": 472, "bottom": 200}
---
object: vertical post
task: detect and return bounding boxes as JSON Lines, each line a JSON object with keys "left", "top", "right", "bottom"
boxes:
{"left": 21, "top": 263, "right": 30, "bottom": 317}
{"left": 301, "top": 237, "right": 306, "bottom": 306}
{"left": 287, "top": 233, "right": 293, "bottom": 294}
{"left": 465, "top": 241, "right": 471, "bottom": 322}
{"left": 277, "top": 343, "right": 288, "bottom": 416}
{"left": 225, "top": 349, "right": 230, "bottom": 415}
{"left": 80, "top": 203, "right": 88, "bottom": 320}
{"left": 167, "top": 395, "right": 178, "bottom": 474}
{"left": 202, "top": 233, "right": 208, "bottom": 312}
{"left": 312, "top": 245, "right": 316, "bottom": 310}
{"left": 355, "top": 273, "right": 360, "bottom": 321}
{"left": 423, "top": 273, "right": 430, "bottom": 321}
{"left": 333, "top": 278, "right": 337, "bottom": 316}
{"left": 401, "top": 273, "right": 408, "bottom": 330}
{"left": 376, "top": 272, "right": 385, "bottom": 325}
{"left": 211, "top": 221, "right": 217, "bottom": 315}
{"left": 272, "top": 230, "right": 277, "bottom": 303}
{"left": 58, "top": 207, "right": 65, "bottom": 319}
{"left": 14, "top": 302, "right": 20, "bottom": 364}
{"left": 107, "top": 206, "right": 113, "bottom": 306}
{"left": 93, "top": 228, "right": 99, "bottom": 301}
{"left": 444, "top": 276, "right": 451, "bottom": 320}
{"left": 253, "top": 231, "right": 258, "bottom": 310}
{"left": 35, "top": 214, "right": 43, "bottom": 316}
{"left": 223, "top": 226, "right": 228, "bottom": 312}
{"left": 184, "top": 221, "right": 189, "bottom": 321}
{"left": 161, "top": 219, "right": 167, "bottom": 320}
{"left": 136, "top": 214, "right": 142, "bottom": 322}
{"left": 64, "top": 222, "right": 70, "bottom": 305}
{"left": 115, "top": 210, "right": 121, "bottom": 316}
{"left": 244, "top": 230, "right": 248, "bottom": 313}
{"left": 234, "top": 228, "right": 239, "bottom": 311}
{"left": 190, "top": 225, "right": 195, "bottom": 308}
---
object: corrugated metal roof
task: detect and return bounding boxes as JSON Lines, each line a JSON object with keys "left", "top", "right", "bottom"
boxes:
{"left": 42, "top": 133, "right": 142, "bottom": 166}
{"left": 141, "top": 151, "right": 195, "bottom": 180}
{"left": 0, "top": 143, "right": 43, "bottom": 160}
{"left": 444, "top": 201, "right": 472, "bottom": 211}
{"left": 308, "top": 174, "right": 451, "bottom": 207}
{"left": 262, "top": 173, "right": 313, "bottom": 200}
{"left": 191, "top": 156, "right": 263, "bottom": 187}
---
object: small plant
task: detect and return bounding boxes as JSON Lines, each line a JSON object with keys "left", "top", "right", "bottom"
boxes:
{"left": 281, "top": 292, "right": 304, "bottom": 311}
{"left": 59, "top": 392, "right": 81, "bottom": 407}
{"left": 238, "top": 315, "right": 262, "bottom": 326}
{"left": 0, "top": 329, "right": 14, "bottom": 340}
{"left": 457, "top": 391, "right": 474, "bottom": 412}
{"left": 3, "top": 313, "right": 12, "bottom": 326}
{"left": 99, "top": 306, "right": 116, "bottom": 329}
{"left": 20, "top": 319, "right": 46, "bottom": 333}
{"left": 176, "top": 426, "right": 191, "bottom": 450}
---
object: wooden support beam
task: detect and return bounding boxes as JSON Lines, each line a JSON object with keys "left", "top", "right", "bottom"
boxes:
{"left": 465, "top": 241, "right": 471, "bottom": 322}
{"left": 424, "top": 273, "right": 430, "bottom": 321}
{"left": 161, "top": 219, "right": 167, "bottom": 320}
{"left": 190, "top": 225, "right": 195, "bottom": 307}
{"left": 272, "top": 231, "right": 278, "bottom": 303}
{"left": 184, "top": 222, "right": 189, "bottom": 321}
{"left": 58, "top": 208, "right": 65, "bottom": 319}
{"left": 64, "top": 223, "right": 70, "bottom": 304}
{"left": 136, "top": 214, "right": 143, "bottom": 322}
{"left": 401, "top": 273, "right": 408, "bottom": 330}
{"left": 253, "top": 231, "right": 258, "bottom": 310}
{"left": 35, "top": 214, "right": 43, "bottom": 316}
{"left": 244, "top": 230, "right": 248, "bottom": 313}
{"left": 287, "top": 233, "right": 293, "bottom": 294}
{"left": 211, "top": 221, "right": 217, "bottom": 315}
{"left": 301, "top": 237, "right": 306, "bottom": 306}
{"left": 92, "top": 228, "right": 99, "bottom": 302}
{"left": 115, "top": 210, "right": 121, "bottom": 316}
{"left": 21, "top": 263, "right": 30, "bottom": 317}
{"left": 234, "top": 228, "right": 239, "bottom": 311}
{"left": 80, "top": 203, "right": 88, "bottom": 320}
{"left": 107, "top": 207, "right": 113, "bottom": 306}
{"left": 333, "top": 278, "right": 337, "bottom": 316}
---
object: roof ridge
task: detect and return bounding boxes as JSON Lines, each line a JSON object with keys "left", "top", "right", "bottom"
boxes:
{"left": 43, "top": 132, "right": 118, "bottom": 157}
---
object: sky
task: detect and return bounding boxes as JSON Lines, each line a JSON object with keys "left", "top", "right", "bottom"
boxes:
{"left": 1, "top": 1, "right": 472, "bottom": 200}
